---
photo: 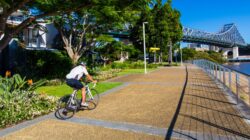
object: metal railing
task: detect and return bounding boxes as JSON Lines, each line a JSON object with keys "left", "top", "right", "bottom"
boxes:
{"left": 193, "top": 59, "right": 250, "bottom": 106}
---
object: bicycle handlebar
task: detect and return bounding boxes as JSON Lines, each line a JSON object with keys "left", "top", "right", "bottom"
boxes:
{"left": 93, "top": 83, "right": 97, "bottom": 88}
{"left": 84, "top": 81, "right": 97, "bottom": 88}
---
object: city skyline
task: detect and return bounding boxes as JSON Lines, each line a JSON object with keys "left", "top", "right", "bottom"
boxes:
{"left": 168, "top": 0, "right": 250, "bottom": 44}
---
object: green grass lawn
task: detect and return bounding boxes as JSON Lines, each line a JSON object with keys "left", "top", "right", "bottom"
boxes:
{"left": 117, "top": 68, "right": 157, "bottom": 76}
{"left": 36, "top": 82, "right": 122, "bottom": 97}
{"left": 2, "top": 68, "right": 160, "bottom": 98}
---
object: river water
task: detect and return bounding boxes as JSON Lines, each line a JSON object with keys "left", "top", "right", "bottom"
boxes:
{"left": 224, "top": 62, "right": 250, "bottom": 76}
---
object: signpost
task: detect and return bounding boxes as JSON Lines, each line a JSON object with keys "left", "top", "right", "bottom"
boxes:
{"left": 149, "top": 47, "right": 160, "bottom": 63}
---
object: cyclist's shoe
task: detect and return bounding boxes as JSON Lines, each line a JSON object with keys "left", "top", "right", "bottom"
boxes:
{"left": 81, "top": 102, "right": 89, "bottom": 107}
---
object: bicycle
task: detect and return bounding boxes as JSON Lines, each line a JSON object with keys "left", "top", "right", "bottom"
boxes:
{"left": 55, "top": 82, "right": 100, "bottom": 120}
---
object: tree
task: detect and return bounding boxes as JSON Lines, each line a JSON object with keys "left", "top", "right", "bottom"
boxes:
{"left": 131, "top": 0, "right": 182, "bottom": 64}
{"left": 97, "top": 41, "right": 139, "bottom": 62}
{"left": 0, "top": 0, "right": 94, "bottom": 51}
{"left": 0, "top": 0, "right": 148, "bottom": 51}
{"left": 155, "top": 0, "right": 182, "bottom": 64}
{"left": 53, "top": 2, "right": 136, "bottom": 65}
{"left": 53, "top": 12, "right": 100, "bottom": 65}
{"left": 182, "top": 48, "right": 197, "bottom": 61}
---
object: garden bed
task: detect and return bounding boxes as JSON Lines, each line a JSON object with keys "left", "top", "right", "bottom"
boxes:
{"left": 0, "top": 74, "right": 58, "bottom": 128}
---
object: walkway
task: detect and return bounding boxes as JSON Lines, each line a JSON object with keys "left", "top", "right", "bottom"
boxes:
{"left": 0, "top": 65, "right": 250, "bottom": 140}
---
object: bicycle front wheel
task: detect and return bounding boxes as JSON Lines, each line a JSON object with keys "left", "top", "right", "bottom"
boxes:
{"left": 55, "top": 95, "right": 76, "bottom": 119}
{"left": 86, "top": 89, "right": 100, "bottom": 110}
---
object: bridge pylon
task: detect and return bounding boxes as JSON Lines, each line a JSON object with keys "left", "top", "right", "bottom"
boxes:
{"left": 233, "top": 46, "right": 239, "bottom": 59}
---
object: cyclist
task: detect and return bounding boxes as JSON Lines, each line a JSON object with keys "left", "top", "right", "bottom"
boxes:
{"left": 66, "top": 62, "right": 97, "bottom": 107}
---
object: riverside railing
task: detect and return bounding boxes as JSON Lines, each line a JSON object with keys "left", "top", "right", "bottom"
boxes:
{"left": 193, "top": 59, "right": 250, "bottom": 106}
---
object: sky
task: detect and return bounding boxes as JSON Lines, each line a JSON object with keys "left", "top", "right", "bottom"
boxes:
{"left": 164, "top": 0, "right": 250, "bottom": 44}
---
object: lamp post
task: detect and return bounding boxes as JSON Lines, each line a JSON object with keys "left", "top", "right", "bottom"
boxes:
{"left": 143, "top": 22, "right": 148, "bottom": 74}
{"left": 180, "top": 46, "right": 183, "bottom": 66}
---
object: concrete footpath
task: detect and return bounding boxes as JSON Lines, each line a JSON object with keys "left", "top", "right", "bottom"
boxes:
{"left": 0, "top": 65, "right": 250, "bottom": 140}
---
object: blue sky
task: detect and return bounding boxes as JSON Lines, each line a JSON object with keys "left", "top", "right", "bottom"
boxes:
{"left": 164, "top": 0, "right": 250, "bottom": 44}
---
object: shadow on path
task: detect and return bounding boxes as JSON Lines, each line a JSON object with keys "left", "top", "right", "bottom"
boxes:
{"left": 165, "top": 65, "right": 189, "bottom": 140}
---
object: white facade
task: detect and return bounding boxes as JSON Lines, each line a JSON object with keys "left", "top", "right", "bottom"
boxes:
{"left": 209, "top": 45, "right": 220, "bottom": 52}
{"left": 188, "top": 43, "right": 209, "bottom": 51}
{"left": 23, "top": 23, "right": 58, "bottom": 48}
{"left": 7, "top": 11, "right": 58, "bottom": 49}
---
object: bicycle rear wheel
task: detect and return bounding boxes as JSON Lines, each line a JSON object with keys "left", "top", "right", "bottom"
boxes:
{"left": 86, "top": 89, "right": 100, "bottom": 110}
{"left": 55, "top": 95, "right": 76, "bottom": 119}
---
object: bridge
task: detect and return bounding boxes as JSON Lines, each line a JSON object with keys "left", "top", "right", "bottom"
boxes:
{"left": 182, "top": 23, "right": 246, "bottom": 47}
{"left": 108, "top": 23, "right": 247, "bottom": 59}
{"left": 183, "top": 23, "right": 247, "bottom": 59}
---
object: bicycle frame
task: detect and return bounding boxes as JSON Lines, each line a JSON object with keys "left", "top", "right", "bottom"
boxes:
{"left": 85, "top": 84, "right": 94, "bottom": 100}
{"left": 55, "top": 82, "right": 99, "bottom": 120}
{"left": 68, "top": 83, "right": 95, "bottom": 108}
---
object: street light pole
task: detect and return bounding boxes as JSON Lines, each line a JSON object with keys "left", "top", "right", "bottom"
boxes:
{"left": 143, "top": 22, "right": 148, "bottom": 74}
{"left": 180, "top": 46, "right": 183, "bottom": 66}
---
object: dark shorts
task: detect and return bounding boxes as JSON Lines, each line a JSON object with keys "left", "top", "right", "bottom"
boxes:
{"left": 66, "top": 79, "right": 84, "bottom": 89}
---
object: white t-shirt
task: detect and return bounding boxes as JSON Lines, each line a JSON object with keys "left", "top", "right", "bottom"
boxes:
{"left": 66, "top": 65, "right": 89, "bottom": 80}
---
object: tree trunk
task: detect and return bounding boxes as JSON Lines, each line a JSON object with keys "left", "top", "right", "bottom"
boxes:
{"left": 168, "top": 40, "right": 173, "bottom": 65}
{"left": 0, "top": 34, "right": 12, "bottom": 51}
{"left": 160, "top": 52, "right": 162, "bottom": 62}
{"left": 64, "top": 45, "right": 80, "bottom": 66}
{"left": 0, "top": 17, "right": 7, "bottom": 35}
{"left": 72, "top": 54, "right": 80, "bottom": 66}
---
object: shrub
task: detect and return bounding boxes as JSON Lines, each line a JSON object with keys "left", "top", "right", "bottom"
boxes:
{"left": 0, "top": 74, "right": 57, "bottom": 128}
{"left": 111, "top": 61, "right": 158, "bottom": 69}
{"left": 182, "top": 48, "right": 226, "bottom": 64}
{"left": 45, "top": 79, "right": 64, "bottom": 86}
{"left": 0, "top": 74, "right": 46, "bottom": 92}
{"left": 16, "top": 50, "right": 72, "bottom": 80}
{"left": 0, "top": 91, "right": 57, "bottom": 128}
{"left": 93, "top": 69, "right": 122, "bottom": 81}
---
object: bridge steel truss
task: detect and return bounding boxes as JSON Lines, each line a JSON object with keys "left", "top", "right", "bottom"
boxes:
{"left": 182, "top": 23, "right": 247, "bottom": 47}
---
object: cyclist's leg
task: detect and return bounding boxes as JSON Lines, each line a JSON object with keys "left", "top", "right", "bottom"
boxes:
{"left": 65, "top": 79, "right": 87, "bottom": 106}
{"left": 66, "top": 79, "right": 84, "bottom": 90}
{"left": 81, "top": 87, "right": 87, "bottom": 104}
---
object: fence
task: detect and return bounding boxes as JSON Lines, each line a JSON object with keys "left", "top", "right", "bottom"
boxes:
{"left": 193, "top": 59, "right": 250, "bottom": 106}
